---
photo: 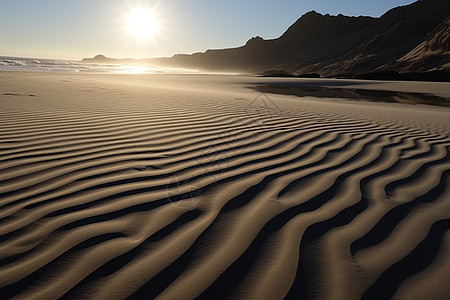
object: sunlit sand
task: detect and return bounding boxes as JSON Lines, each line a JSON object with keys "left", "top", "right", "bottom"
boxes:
{"left": 1, "top": 72, "right": 449, "bottom": 299}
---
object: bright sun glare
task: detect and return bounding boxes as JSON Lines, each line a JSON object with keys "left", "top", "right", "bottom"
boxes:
{"left": 127, "top": 9, "right": 158, "bottom": 40}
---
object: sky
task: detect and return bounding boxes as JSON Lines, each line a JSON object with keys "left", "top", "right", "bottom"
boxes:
{"left": 0, "top": 0, "right": 417, "bottom": 60}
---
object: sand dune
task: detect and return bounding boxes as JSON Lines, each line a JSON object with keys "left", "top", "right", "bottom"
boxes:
{"left": 1, "top": 73, "right": 449, "bottom": 299}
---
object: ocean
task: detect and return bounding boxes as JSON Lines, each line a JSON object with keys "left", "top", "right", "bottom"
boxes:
{"left": 0, "top": 56, "right": 196, "bottom": 74}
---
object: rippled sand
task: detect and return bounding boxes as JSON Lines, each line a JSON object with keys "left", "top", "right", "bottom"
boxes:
{"left": 1, "top": 73, "right": 450, "bottom": 299}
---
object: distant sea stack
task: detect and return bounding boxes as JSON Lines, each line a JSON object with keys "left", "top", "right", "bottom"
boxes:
{"left": 81, "top": 54, "right": 150, "bottom": 66}
{"left": 82, "top": 54, "right": 116, "bottom": 64}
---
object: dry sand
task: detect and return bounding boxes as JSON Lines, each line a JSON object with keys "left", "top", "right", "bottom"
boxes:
{"left": 0, "top": 72, "right": 449, "bottom": 299}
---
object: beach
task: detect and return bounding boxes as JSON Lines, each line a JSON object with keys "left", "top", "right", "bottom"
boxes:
{"left": 1, "top": 72, "right": 450, "bottom": 299}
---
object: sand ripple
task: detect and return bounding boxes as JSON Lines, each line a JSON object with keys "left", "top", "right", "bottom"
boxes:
{"left": 1, "top": 74, "right": 450, "bottom": 299}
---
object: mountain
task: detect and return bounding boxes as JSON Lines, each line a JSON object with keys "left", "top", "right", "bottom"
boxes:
{"left": 381, "top": 15, "right": 450, "bottom": 72}
{"left": 82, "top": 0, "right": 450, "bottom": 78}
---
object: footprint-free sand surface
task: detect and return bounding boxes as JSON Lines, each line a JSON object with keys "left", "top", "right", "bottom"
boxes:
{"left": 1, "top": 72, "right": 450, "bottom": 299}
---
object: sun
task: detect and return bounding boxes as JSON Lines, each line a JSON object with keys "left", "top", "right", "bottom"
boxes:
{"left": 127, "top": 9, "right": 158, "bottom": 40}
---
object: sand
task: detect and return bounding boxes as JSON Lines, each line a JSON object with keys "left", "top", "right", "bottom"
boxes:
{"left": 0, "top": 72, "right": 449, "bottom": 299}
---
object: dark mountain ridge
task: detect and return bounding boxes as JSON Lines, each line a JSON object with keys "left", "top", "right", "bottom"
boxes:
{"left": 83, "top": 0, "right": 450, "bottom": 78}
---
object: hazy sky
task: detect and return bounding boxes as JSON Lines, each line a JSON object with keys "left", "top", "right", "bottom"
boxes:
{"left": 0, "top": 0, "right": 416, "bottom": 60}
